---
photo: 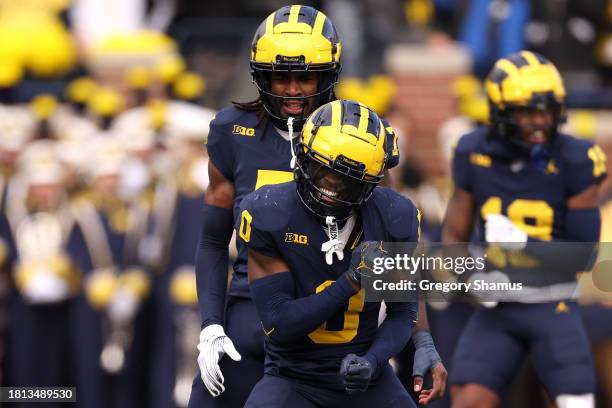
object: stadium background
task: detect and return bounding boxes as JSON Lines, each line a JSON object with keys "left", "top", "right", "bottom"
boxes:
{"left": 0, "top": 0, "right": 611, "bottom": 407}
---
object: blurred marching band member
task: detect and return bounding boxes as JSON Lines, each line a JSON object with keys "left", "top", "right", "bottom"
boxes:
{"left": 145, "top": 103, "right": 216, "bottom": 408}
{"left": 3, "top": 141, "right": 90, "bottom": 405}
{"left": 70, "top": 134, "right": 151, "bottom": 408}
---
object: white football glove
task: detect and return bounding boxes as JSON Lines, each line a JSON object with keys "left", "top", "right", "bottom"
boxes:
{"left": 467, "top": 270, "right": 511, "bottom": 308}
{"left": 197, "top": 324, "right": 242, "bottom": 397}
{"left": 484, "top": 214, "right": 528, "bottom": 251}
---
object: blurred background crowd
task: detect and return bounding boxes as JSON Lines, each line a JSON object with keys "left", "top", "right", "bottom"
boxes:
{"left": 0, "top": 0, "right": 611, "bottom": 407}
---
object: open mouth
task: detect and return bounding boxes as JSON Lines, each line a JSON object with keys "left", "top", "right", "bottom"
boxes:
{"left": 526, "top": 129, "right": 547, "bottom": 144}
{"left": 281, "top": 101, "right": 304, "bottom": 116}
{"left": 316, "top": 187, "right": 340, "bottom": 204}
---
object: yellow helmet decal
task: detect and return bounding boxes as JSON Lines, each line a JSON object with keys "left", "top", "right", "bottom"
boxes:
{"left": 485, "top": 50, "right": 565, "bottom": 109}
{"left": 301, "top": 100, "right": 386, "bottom": 179}
{"left": 251, "top": 5, "right": 341, "bottom": 65}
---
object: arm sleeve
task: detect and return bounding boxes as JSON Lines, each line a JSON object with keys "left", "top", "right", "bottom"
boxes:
{"left": 196, "top": 203, "right": 234, "bottom": 327}
{"left": 249, "top": 271, "right": 358, "bottom": 344}
{"left": 525, "top": 207, "right": 601, "bottom": 243}
{"left": 362, "top": 193, "right": 419, "bottom": 375}
{"left": 565, "top": 208, "right": 601, "bottom": 243}
{"left": 523, "top": 208, "right": 601, "bottom": 280}
{"left": 364, "top": 301, "right": 417, "bottom": 376}
{"left": 563, "top": 208, "right": 601, "bottom": 270}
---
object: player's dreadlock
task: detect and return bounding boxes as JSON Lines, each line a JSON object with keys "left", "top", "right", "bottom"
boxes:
{"left": 232, "top": 98, "right": 269, "bottom": 133}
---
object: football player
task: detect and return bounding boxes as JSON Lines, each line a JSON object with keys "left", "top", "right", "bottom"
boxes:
{"left": 443, "top": 51, "right": 607, "bottom": 408}
{"left": 191, "top": 5, "right": 444, "bottom": 407}
{"left": 241, "top": 99, "right": 419, "bottom": 407}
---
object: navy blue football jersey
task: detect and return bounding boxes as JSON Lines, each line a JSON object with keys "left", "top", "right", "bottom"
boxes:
{"left": 207, "top": 107, "right": 401, "bottom": 299}
{"left": 238, "top": 182, "right": 419, "bottom": 389}
{"left": 207, "top": 107, "right": 294, "bottom": 298}
{"left": 453, "top": 127, "right": 607, "bottom": 242}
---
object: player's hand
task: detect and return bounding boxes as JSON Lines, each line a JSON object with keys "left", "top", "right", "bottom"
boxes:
{"left": 345, "top": 241, "right": 388, "bottom": 286}
{"left": 412, "top": 331, "right": 447, "bottom": 404}
{"left": 339, "top": 353, "right": 373, "bottom": 394}
{"left": 197, "top": 324, "right": 242, "bottom": 397}
{"left": 484, "top": 214, "right": 527, "bottom": 250}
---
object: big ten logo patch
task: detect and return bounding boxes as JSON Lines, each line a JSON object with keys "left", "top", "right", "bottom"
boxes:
{"left": 233, "top": 125, "right": 255, "bottom": 136}
{"left": 285, "top": 233, "right": 308, "bottom": 245}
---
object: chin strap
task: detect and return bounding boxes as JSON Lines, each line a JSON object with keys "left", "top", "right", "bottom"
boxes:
{"left": 288, "top": 117, "right": 297, "bottom": 169}
{"left": 321, "top": 216, "right": 344, "bottom": 265}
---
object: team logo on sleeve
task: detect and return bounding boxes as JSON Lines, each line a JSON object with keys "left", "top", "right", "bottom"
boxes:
{"left": 469, "top": 153, "right": 492, "bottom": 168}
{"left": 232, "top": 125, "right": 255, "bottom": 137}
{"left": 285, "top": 233, "right": 308, "bottom": 245}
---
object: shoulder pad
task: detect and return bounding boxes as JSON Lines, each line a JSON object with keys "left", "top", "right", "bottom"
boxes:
{"left": 207, "top": 106, "right": 259, "bottom": 150}
{"left": 240, "top": 182, "right": 295, "bottom": 232}
{"left": 556, "top": 133, "right": 607, "bottom": 195}
{"left": 557, "top": 133, "right": 596, "bottom": 165}
{"left": 455, "top": 127, "right": 488, "bottom": 155}
{"left": 207, "top": 106, "right": 260, "bottom": 180}
{"left": 209, "top": 106, "right": 258, "bottom": 128}
{"left": 369, "top": 187, "right": 419, "bottom": 240}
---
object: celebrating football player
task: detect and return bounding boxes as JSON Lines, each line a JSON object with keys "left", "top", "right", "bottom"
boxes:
{"left": 241, "top": 100, "right": 419, "bottom": 407}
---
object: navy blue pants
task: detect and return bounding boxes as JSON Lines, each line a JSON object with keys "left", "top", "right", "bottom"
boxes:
{"left": 188, "top": 297, "right": 265, "bottom": 408}
{"left": 245, "top": 365, "right": 416, "bottom": 408}
{"left": 451, "top": 302, "right": 595, "bottom": 399}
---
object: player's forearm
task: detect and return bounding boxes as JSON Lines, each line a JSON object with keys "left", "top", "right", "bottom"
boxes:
{"left": 413, "top": 300, "right": 429, "bottom": 332}
{"left": 523, "top": 207, "right": 601, "bottom": 273}
{"left": 196, "top": 203, "right": 234, "bottom": 327}
{"left": 364, "top": 302, "right": 417, "bottom": 376}
{"left": 250, "top": 272, "right": 358, "bottom": 343}
{"left": 531, "top": 207, "right": 601, "bottom": 243}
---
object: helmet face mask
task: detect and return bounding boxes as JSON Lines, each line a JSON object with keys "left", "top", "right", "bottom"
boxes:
{"left": 490, "top": 93, "right": 564, "bottom": 153}
{"left": 485, "top": 51, "right": 566, "bottom": 155}
{"left": 250, "top": 6, "right": 342, "bottom": 131}
{"left": 295, "top": 100, "right": 386, "bottom": 222}
{"left": 508, "top": 104, "right": 556, "bottom": 146}
{"left": 296, "top": 150, "right": 378, "bottom": 221}
{"left": 251, "top": 68, "right": 339, "bottom": 127}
